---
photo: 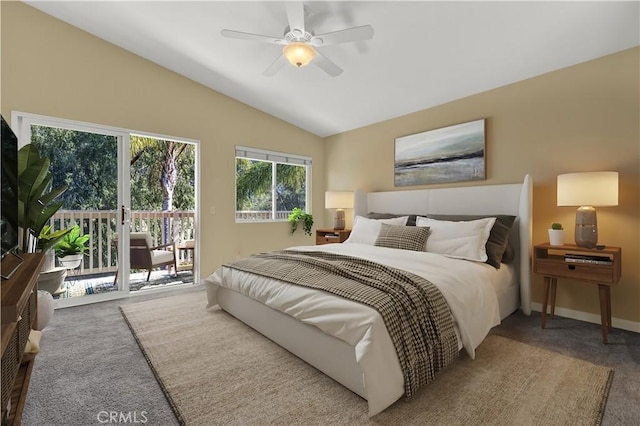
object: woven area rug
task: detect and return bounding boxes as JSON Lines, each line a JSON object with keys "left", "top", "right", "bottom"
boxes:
{"left": 120, "top": 290, "right": 613, "bottom": 426}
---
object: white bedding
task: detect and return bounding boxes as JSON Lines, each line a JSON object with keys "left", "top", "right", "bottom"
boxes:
{"left": 204, "top": 243, "right": 504, "bottom": 415}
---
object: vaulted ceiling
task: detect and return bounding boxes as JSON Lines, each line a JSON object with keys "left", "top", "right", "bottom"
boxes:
{"left": 26, "top": 1, "right": 640, "bottom": 137}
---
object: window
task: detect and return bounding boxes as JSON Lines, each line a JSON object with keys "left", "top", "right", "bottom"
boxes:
{"left": 235, "top": 146, "right": 311, "bottom": 221}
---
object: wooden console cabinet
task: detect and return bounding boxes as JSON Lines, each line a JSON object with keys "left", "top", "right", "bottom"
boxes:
{"left": 1, "top": 253, "right": 44, "bottom": 426}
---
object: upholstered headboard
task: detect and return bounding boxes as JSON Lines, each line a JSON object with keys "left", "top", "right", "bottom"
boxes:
{"left": 354, "top": 174, "right": 533, "bottom": 315}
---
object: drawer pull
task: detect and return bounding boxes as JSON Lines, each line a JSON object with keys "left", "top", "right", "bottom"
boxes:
{"left": 568, "top": 265, "right": 576, "bottom": 270}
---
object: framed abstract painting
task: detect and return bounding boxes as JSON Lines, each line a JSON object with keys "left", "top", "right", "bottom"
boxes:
{"left": 394, "top": 119, "right": 486, "bottom": 186}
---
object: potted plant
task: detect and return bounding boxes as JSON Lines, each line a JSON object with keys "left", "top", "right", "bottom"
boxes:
{"left": 548, "top": 222, "right": 565, "bottom": 246}
{"left": 288, "top": 207, "right": 314, "bottom": 236}
{"left": 55, "top": 223, "right": 90, "bottom": 269}
{"left": 17, "top": 144, "right": 70, "bottom": 300}
{"left": 37, "top": 225, "right": 72, "bottom": 270}
{"left": 17, "top": 144, "right": 69, "bottom": 255}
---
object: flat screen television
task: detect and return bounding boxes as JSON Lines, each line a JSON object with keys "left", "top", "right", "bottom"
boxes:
{"left": 1, "top": 115, "right": 23, "bottom": 279}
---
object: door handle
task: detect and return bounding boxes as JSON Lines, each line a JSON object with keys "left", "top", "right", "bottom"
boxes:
{"left": 121, "top": 205, "right": 130, "bottom": 225}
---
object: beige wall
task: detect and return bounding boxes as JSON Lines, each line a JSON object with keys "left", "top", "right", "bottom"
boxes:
{"left": 325, "top": 48, "right": 640, "bottom": 325}
{"left": 1, "top": 2, "right": 324, "bottom": 279}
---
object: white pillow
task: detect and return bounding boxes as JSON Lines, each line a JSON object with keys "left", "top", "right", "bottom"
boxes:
{"left": 415, "top": 216, "right": 496, "bottom": 262}
{"left": 345, "top": 215, "right": 409, "bottom": 245}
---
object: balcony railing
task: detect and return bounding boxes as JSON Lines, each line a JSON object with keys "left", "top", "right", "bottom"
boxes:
{"left": 47, "top": 210, "right": 195, "bottom": 276}
{"left": 236, "top": 210, "right": 292, "bottom": 220}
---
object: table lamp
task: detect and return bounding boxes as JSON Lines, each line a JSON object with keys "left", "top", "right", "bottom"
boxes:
{"left": 325, "top": 191, "right": 354, "bottom": 230}
{"left": 557, "top": 171, "right": 618, "bottom": 248}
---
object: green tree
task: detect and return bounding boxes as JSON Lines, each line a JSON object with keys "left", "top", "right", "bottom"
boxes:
{"left": 235, "top": 159, "right": 307, "bottom": 214}
{"left": 32, "top": 125, "right": 117, "bottom": 210}
{"left": 130, "top": 139, "right": 194, "bottom": 211}
{"left": 32, "top": 127, "right": 195, "bottom": 213}
{"left": 130, "top": 136, "right": 193, "bottom": 211}
{"left": 130, "top": 136, "right": 195, "bottom": 244}
{"left": 236, "top": 159, "right": 272, "bottom": 211}
{"left": 276, "top": 163, "right": 306, "bottom": 211}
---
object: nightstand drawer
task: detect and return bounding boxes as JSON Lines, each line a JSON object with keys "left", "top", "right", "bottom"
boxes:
{"left": 315, "top": 229, "right": 351, "bottom": 245}
{"left": 535, "top": 261, "right": 614, "bottom": 283}
{"left": 317, "top": 236, "right": 341, "bottom": 245}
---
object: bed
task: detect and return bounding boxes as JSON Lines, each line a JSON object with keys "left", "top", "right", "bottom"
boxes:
{"left": 204, "top": 175, "right": 532, "bottom": 416}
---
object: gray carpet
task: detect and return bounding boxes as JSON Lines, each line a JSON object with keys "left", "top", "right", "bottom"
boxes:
{"left": 23, "top": 287, "right": 640, "bottom": 425}
{"left": 491, "top": 312, "right": 640, "bottom": 426}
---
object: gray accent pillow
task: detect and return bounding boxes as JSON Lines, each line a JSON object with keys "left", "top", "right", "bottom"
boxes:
{"left": 367, "top": 212, "right": 418, "bottom": 226}
{"left": 374, "top": 223, "right": 430, "bottom": 252}
{"left": 425, "top": 214, "right": 516, "bottom": 269}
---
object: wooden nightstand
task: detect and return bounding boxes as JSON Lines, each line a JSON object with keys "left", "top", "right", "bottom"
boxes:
{"left": 316, "top": 229, "right": 351, "bottom": 245}
{"left": 533, "top": 243, "right": 622, "bottom": 344}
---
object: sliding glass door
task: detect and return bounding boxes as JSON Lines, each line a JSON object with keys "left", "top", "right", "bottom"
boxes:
{"left": 14, "top": 112, "right": 199, "bottom": 307}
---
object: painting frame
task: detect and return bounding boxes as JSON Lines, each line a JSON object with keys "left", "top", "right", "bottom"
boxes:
{"left": 394, "top": 119, "right": 486, "bottom": 187}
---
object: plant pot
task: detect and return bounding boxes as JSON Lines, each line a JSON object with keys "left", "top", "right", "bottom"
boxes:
{"left": 58, "top": 253, "right": 83, "bottom": 269}
{"left": 40, "top": 249, "right": 56, "bottom": 272}
{"left": 548, "top": 229, "right": 565, "bottom": 246}
{"left": 37, "top": 290, "right": 55, "bottom": 330}
{"left": 38, "top": 267, "right": 67, "bottom": 296}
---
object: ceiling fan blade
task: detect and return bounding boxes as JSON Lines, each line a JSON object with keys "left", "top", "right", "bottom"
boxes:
{"left": 310, "top": 25, "right": 374, "bottom": 47}
{"left": 313, "top": 51, "right": 343, "bottom": 77}
{"left": 221, "top": 29, "right": 286, "bottom": 45}
{"left": 285, "top": 1, "right": 305, "bottom": 33}
{"left": 262, "top": 54, "right": 287, "bottom": 77}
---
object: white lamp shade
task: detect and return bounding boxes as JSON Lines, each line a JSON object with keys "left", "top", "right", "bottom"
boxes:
{"left": 557, "top": 172, "right": 618, "bottom": 207}
{"left": 325, "top": 191, "right": 354, "bottom": 209}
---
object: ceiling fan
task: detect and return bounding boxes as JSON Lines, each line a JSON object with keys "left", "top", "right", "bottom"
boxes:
{"left": 221, "top": 2, "right": 374, "bottom": 77}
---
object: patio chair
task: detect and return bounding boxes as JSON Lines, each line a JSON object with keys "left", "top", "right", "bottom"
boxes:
{"left": 113, "top": 232, "right": 178, "bottom": 283}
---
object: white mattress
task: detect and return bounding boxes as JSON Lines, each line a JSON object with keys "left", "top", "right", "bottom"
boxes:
{"left": 205, "top": 243, "right": 509, "bottom": 415}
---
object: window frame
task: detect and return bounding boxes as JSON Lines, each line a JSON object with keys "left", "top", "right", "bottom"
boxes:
{"left": 235, "top": 145, "right": 312, "bottom": 223}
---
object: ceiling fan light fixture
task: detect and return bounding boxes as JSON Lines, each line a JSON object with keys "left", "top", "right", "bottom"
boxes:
{"left": 283, "top": 42, "right": 316, "bottom": 68}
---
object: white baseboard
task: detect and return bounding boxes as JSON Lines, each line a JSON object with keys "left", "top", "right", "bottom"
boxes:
{"left": 531, "top": 302, "right": 640, "bottom": 333}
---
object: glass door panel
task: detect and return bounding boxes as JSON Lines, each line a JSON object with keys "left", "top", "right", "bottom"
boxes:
{"left": 29, "top": 123, "right": 128, "bottom": 300}
{"left": 128, "top": 136, "right": 196, "bottom": 292}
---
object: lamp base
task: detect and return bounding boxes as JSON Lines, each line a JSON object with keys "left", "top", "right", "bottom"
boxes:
{"left": 333, "top": 209, "right": 345, "bottom": 230}
{"left": 575, "top": 206, "right": 597, "bottom": 248}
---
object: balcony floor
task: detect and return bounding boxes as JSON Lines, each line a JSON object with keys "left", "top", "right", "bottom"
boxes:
{"left": 56, "top": 268, "right": 194, "bottom": 299}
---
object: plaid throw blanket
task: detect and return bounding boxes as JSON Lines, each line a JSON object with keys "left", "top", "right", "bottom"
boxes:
{"left": 224, "top": 250, "right": 459, "bottom": 398}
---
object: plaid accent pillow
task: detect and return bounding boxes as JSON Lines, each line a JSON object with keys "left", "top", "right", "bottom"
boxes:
{"left": 375, "top": 223, "right": 430, "bottom": 252}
